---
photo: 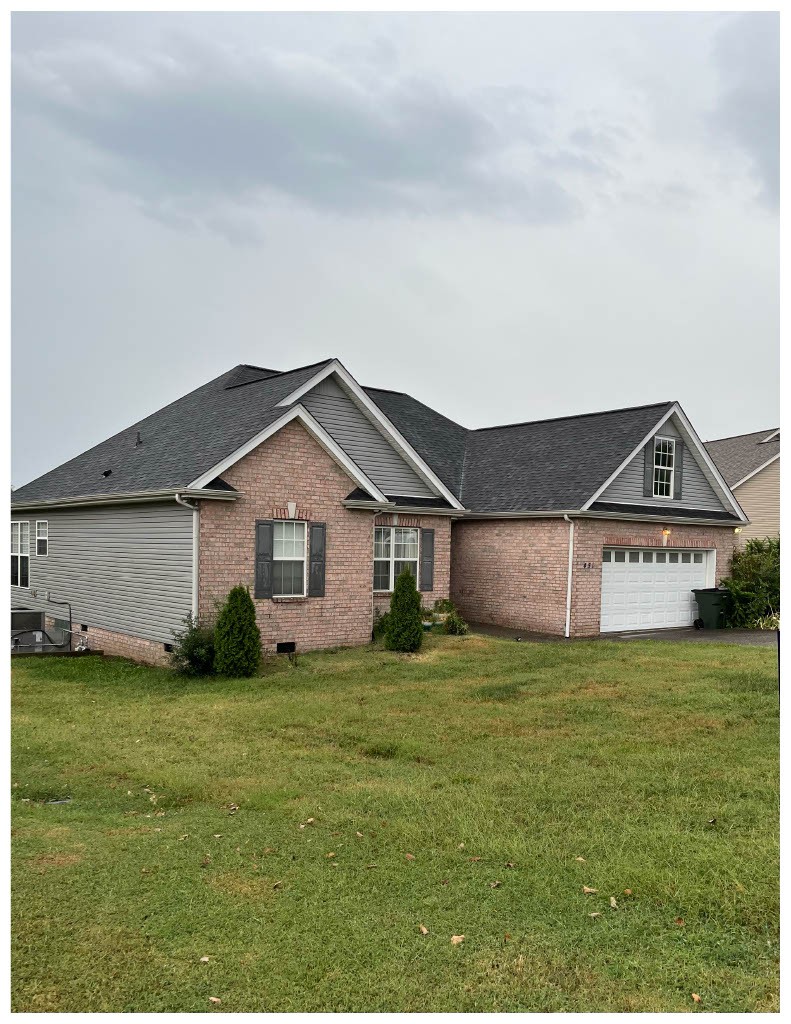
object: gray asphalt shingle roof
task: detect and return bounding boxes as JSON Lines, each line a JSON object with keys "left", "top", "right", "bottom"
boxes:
{"left": 12, "top": 359, "right": 682, "bottom": 515}
{"left": 11, "top": 360, "right": 332, "bottom": 504}
{"left": 705, "top": 429, "right": 779, "bottom": 488}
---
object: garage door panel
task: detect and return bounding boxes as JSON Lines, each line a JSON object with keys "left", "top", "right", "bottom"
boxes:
{"left": 600, "top": 548, "right": 709, "bottom": 633}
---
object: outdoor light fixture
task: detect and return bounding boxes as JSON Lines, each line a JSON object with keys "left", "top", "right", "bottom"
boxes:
{"left": 734, "top": 527, "right": 742, "bottom": 534}
{"left": 661, "top": 527, "right": 671, "bottom": 547}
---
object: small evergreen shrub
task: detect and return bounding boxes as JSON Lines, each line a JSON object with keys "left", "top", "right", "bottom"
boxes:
{"left": 170, "top": 614, "right": 216, "bottom": 676}
{"left": 372, "top": 609, "right": 390, "bottom": 642}
{"left": 385, "top": 568, "right": 423, "bottom": 653}
{"left": 720, "top": 537, "right": 780, "bottom": 628}
{"left": 214, "top": 585, "right": 262, "bottom": 677}
{"left": 444, "top": 608, "right": 470, "bottom": 635}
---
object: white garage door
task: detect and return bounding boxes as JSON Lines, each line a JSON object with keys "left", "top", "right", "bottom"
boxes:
{"left": 600, "top": 548, "right": 711, "bottom": 633}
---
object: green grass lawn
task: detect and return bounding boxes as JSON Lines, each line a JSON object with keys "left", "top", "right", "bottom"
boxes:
{"left": 11, "top": 634, "right": 778, "bottom": 1012}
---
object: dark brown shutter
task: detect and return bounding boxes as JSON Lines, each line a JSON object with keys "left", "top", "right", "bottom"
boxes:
{"left": 673, "top": 439, "right": 684, "bottom": 499}
{"left": 643, "top": 441, "right": 654, "bottom": 498}
{"left": 419, "top": 528, "right": 434, "bottom": 592}
{"left": 254, "top": 520, "right": 274, "bottom": 599}
{"left": 308, "top": 522, "right": 326, "bottom": 597}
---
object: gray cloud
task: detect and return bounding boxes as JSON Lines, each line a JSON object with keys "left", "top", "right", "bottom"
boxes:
{"left": 708, "top": 13, "right": 779, "bottom": 206}
{"left": 13, "top": 32, "right": 582, "bottom": 227}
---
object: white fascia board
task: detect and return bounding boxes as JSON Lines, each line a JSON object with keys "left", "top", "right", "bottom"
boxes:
{"left": 188, "top": 404, "right": 389, "bottom": 502}
{"left": 732, "top": 452, "right": 780, "bottom": 489}
{"left": 761, "top": 429, "right": 780, "bottom": 443}
{"left": 581, "top": 403, "right": 749, "bottom": 522}
{"left": 9, "top": 488, "right": 238, "bottom": 512}
{"left": 274, "top": 359, "right": 465, "bottom": 510}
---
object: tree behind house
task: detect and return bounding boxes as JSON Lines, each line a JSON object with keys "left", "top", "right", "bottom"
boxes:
{"left": 385, "top": 568, "right": 424, "bottom": 653}
{"left": 214, "top": 586, "right": 262, "bottom": 676}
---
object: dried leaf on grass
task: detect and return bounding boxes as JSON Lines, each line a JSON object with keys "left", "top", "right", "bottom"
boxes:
{"left": 610, "top": 896, "right": 618, "bottom": 909}
{"left": 209, "top": 997, "right": 221, "bottom": 1005}
{"left": 405, "top": 853, "right": 415, "bottom": 861}
{"left": 575, "top": 856, "right": 586, "bottom": 863}
{"left": 450, "top": 935, "right": 465, "bottom": 945}
{"left": 200, "top": 956, "right": 210, "bottom": 963}
{"left": 490, "top": 880, "right": 502, "bottom": 889}
{"left": 582, "top": 886, "right": 598, "bottom": 895}
{"left": 419, "top": 924, "right": 429, "bottom": 935}
{"left": 674, "top": 917, "right": 686, "bottom": 927}
{"left": 692, "top": 993, "right": 702, "bottom": 1004}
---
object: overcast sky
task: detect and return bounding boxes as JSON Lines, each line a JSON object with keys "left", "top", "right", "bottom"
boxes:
{"left": 12, "top": 12, "right": 779, "bottom": 488}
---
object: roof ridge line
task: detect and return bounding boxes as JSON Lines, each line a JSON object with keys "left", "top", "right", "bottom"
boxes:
{"left": 471, "top": 400, "right": 674, "bottom": 433}
{"left": 705, "top": 427, "right": 779, "bottom": 444}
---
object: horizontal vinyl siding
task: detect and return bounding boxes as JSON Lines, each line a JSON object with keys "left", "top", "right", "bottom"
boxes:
{"left": 735, "top": 459, "right": 780, "bottom": 540}
{"left": 599, "top": 419, "right": 727, "bottom": 512}
{"left": 10, "top": 502, "right": 193, "bottom": 643}
{"left": 301, "top": 377, "right": 435, "bottom": 498}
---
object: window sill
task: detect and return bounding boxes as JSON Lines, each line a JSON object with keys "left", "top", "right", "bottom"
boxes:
{"left": 271, "top": 596, "right": 309, "bottom": 604}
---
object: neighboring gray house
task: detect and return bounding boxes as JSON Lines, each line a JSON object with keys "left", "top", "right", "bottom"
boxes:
{"left": 705, "top": 429, "right": 780, "bottom": 542}
{"left": 11, "top": 358, "right": 748, "bottom": 663}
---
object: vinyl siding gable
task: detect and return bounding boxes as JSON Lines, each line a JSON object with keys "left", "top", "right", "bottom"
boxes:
{"left": 598, "top": 416, "right": 728, "bottom": 512}
{"left": 10, "top": 502, "right": 193, "bottom": 643}
{"left": 734, "top": 457, "right": 780, "bottom": 540}
{"left": 300, "top": 374, "right": 436, "bottom": 498}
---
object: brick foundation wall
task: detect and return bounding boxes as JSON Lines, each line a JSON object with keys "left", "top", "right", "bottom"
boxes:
{"left": 451, "top": 516, "right": 738, "bottom": 638}
{"left": 70, "top": 622, "right": 171, "bottom": 666}
{"left": 450, "top": 518, "right": 569, "bottom": 635}
{"left": 198, "top": 419, "right": 452, "bottom": 652}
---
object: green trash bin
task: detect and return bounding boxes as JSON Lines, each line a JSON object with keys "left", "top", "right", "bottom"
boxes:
{"left": 691, "top": 588, "right": 727, "bottom": 629}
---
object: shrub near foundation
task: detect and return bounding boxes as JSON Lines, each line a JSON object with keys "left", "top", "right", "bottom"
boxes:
{"left": 214, "top": 586, "right": 262, "bottom": 677}
{"left": 385, "top": 568, "right": 423, "bottom": 653}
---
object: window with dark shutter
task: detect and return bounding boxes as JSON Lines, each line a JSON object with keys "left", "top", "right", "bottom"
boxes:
{"left": 254, "top": 520, "right": 274, "bottom": 599}
{"left": 419, "top": 528, "right": 434, "bottom": 592}
{"left": 673, "top": 439, "right": 684, "bottom": 498}
{"left": 308, "top": 522, "right": 326, "bottom": 597}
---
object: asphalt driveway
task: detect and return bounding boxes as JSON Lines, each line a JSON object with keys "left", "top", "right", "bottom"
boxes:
{"left": 470, "top": 622, "right": 778, "bottom": 648}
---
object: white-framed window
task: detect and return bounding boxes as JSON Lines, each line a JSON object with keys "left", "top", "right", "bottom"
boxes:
{"left": 11, "top": 521, "right": 30, "bottom": 588}
{"left": 653, "top": 436, "right": 676, "bottom": 497}
{"left": 273, "top": 520, "right": 306, "bottom": 597}
{"left": 373, "top": 526, "right": 419, "bottom": 592}
{"left": 36, "top": 520, "right": 48, "bottom": 557}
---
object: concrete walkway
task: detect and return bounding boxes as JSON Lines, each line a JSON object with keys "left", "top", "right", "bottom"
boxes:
{"left": 470, "top": 621, "right": 778, "bottom": 648}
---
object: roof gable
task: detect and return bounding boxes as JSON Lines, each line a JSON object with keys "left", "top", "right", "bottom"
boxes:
{"left": 705, "top": 429, "right": 780, "bottom": 488}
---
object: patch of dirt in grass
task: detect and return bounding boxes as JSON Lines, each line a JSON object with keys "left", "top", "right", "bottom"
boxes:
{"left": 207, "top": 871, "right": 280, "bottom": 900}
{"left": 29, "top": 851, "right": 83, "bottom": 872}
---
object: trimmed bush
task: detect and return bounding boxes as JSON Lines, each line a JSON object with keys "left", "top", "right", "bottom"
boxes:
{"left": 372, "top": 609, "right": 390, "bottom": 642}
{"left": 170, "top": 614, "right": 216, "bottom": 677}
{"left": 721, "top": 537, "right": 780, "bottom": 628}
{"left": 385, "top": 568, "right": 424, "bottom": 653}
{"left": 444, "top": 608, "right": 470, "bottom": 636}
{"left": 214, "top": 585, "right": 262, "bottom": 677}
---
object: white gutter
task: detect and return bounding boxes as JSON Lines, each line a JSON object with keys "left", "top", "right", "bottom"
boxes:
{"left": 563, "top": 514, "right": 575, "bottom": 639}
{"left": 175, "top": 494, "right": 200, "bottom": 618}
{"left": 9, "top": 487, "right": 238, "bottom": 513}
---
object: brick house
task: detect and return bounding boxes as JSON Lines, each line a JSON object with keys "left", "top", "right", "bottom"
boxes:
{"left": 11, "top": 359, "right": 748, "bottom": 664}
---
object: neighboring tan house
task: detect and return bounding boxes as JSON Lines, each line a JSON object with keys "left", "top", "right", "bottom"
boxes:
{"left": 11, "top": 359, "right": 748, "bottom": 664}
{"left": 705, "top": 429, "right": 780, "bottom": 542}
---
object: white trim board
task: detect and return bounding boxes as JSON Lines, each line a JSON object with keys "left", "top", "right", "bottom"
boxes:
{"left": 188, "top": 404, "right": 389, "bottom": 502}
{"left": 731, "top": 452, "right": 780, "bottom": 489}
{"left": 274, "top": 359, "right": 465, "bottom": 510}
{"left": 581, "top": 403, "right": 749, "bottom": 522}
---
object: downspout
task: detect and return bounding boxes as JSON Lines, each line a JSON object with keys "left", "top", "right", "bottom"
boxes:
{"left": 563, "top": 514, "right": 575, "bottom": 639}
{"left": 175, "top": 494, "right": 199, "bottom": 619}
